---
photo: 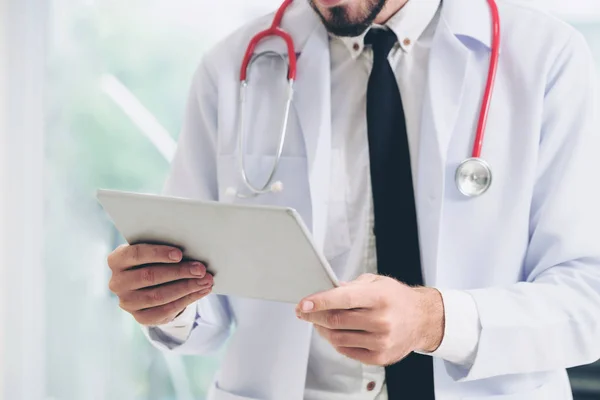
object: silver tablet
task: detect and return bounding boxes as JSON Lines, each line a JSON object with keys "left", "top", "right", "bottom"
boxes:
{"left": 97, "top": 189, "right": 339, "bottom": 304}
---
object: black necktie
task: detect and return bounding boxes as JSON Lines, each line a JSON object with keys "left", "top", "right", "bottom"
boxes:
{"left": 365, "top": 28, "right": 435, "bottom": 400}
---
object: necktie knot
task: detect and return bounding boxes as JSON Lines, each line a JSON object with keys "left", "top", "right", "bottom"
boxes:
{"left": 365, "top": 28, "right": 398, "bottom": 58}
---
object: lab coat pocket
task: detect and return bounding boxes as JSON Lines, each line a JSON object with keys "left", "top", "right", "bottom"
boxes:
{"left": 216, "top": 153, "right": 312, "bottom": 220}
{"left": 461, "top": 381, "right": 554, "bottom": 400}
{"left": 208, "top": 381, "right": 262, "bottom": 400}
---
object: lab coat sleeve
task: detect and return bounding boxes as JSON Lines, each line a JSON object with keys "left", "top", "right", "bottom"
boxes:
{"left": 149, "top": 302, "right": 198, "bottom": 343}
{"left": 141, "top": 59, "right": 233, "bottom": 355}
{"left": 418, "top": 289, "right": 480, "bottom": 367}
{"left": 448, "top": 31, "right": 600, "bottom": 382}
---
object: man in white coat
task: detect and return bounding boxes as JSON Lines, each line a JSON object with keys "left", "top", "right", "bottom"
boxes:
{"left": 106, "top": 0, "right": 600, "bottom": 399}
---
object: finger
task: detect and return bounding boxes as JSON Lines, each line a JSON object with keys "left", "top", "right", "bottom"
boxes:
{"left": 315, "top": 325, "right": 383, "bottom": 351}
{"left": 350, "top": 274, "right": 380, "bottom": 284}
{"left": 133, "top": 288, "right": 212, "bottom": 326}
{"left": 110, "top": 262, "right": 208, "bottom": 292}
{"left": 335, "top": 347, "right": 385, "bottom": 365}
{"left": 108, "top": 244, "right": 183, "bottom": 271}
{"left": 297, "top": 285, "right": 376, "bottom": 314}
{"left": 120, "top": 278, "right": 213, "bottom": 311}
{"left": 298, "top": 309, "right": 373, "bottom": 331}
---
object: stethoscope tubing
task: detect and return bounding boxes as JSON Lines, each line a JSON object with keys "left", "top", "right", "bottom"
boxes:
{"left": 235, "top": 0, "right": 501, "bottom": 198}
{"left": 473, "top": 0, "right": 501, "bottom": 158}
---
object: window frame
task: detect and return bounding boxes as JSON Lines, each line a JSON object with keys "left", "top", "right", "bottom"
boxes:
{"left": 0, "top": 0, "right": 47, "bottom": 398}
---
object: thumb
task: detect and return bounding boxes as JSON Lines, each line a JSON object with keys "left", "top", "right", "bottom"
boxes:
{"left": 350, "top": 273, "right": 380, "bottom": 285}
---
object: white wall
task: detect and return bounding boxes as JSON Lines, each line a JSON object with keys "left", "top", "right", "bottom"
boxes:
{"left": 0, "top": 0, "right": 46, "bottom": 399}
{"left": 530, "top": 0, "right": 600, "bottom": 22}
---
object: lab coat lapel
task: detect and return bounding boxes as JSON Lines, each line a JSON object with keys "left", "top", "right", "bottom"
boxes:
{"left": 236, "top": 7, "right": 330, "bottom": 399}
{"left": 416, "top": 9, "right": 472, "bottom": 285}
{"left": 291, "top": 25, "right": 332, "bottom": 253}
{"left": 253, "top": 2, "right": 331, "bottom": 253}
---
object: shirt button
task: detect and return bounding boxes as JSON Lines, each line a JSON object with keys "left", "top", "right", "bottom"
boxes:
{"left": 367, "top": 381, "right": 377, "bottom": 391}
{"left": 403, "top": 37, "right": 412, "bottom": 46}
{"left": 353, "top": 42, "right": 360, "bottom": 51}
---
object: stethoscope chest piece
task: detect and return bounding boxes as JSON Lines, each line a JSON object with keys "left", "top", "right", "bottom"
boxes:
{"left": 455, "top": 158, "right": 492, "bottom": 197}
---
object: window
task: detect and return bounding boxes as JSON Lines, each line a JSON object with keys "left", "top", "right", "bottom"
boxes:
{"left": 44, "top": 1, "right": 280, "bottom": 399}
{"left": 1, "top": 0, "right": 597, "bottom": 399}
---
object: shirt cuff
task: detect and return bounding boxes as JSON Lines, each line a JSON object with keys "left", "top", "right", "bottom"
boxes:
{"left": 153, "top": 303, "right": 198, "bottom": 343}
{"left": 418, "top": 289, "right": 481, "bottom": 366}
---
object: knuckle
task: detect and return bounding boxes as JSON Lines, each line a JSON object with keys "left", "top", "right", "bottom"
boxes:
{"left": 106, "top": 254, "right": 116, "bottom": 269}
{"left": 118, "top": 297, "right": 131, "bottom": 312}
{"left": 107, "top": 246, "right": 125, "bottom": 269}
{"left": 108, "top": 277, "right": 119, "bottom": 294}
{"left": 131, "top": 245, "right": 142, "bottom": 263}
{"left": 377, "top": 317, "right": 393, "bottom": 334}
{"left": 325, "top": 311, "right": 342, "bottom": 328}
{"left": 140, "top": 268, "right": 156, "bottom": 285}
{"left": 148, "top": 289, "right": 164, "bottom": 304}
{"left": 375, "top": 292, "right": 390, "bottom": 308}
{"left": 129, "top": 244, "right": 144, "bottom": 265}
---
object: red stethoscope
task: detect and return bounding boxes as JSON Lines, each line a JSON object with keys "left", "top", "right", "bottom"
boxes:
{"left": 234, "top": 0, "right": 501, "bottom": 198}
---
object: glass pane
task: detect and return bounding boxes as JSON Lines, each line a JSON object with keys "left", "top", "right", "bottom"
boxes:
{"left": 45, "top": 1, "right": 279, "bottom": 399}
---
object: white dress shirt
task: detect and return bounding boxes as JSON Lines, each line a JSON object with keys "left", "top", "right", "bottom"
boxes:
{"left": 157, "top": 1, "right": 481, "bottom": 398}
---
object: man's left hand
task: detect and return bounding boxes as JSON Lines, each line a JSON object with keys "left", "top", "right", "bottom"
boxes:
{"left": 295, "top": 274, "right": 445, "bottom": 366}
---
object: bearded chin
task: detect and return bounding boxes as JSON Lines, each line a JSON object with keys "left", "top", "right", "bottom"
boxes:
{"left": 310, "top": 0, "right": 388, "bottom": 37}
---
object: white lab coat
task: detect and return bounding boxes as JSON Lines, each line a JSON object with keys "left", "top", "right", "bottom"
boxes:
{"left": 147, "top": 0, "right": 600, "bottom": 398}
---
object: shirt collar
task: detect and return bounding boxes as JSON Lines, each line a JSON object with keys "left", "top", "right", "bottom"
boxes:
{"left": 333, "top": 0, "right": 441, "bottom": 59}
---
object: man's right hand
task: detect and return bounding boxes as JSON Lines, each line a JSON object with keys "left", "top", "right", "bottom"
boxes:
{"left": 107, "top": 244, "right": 214, "bottom": 326}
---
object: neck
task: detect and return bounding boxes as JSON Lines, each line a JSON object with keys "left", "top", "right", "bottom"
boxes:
{"left": 374, "top": 0, "right": 409, "bottom": 24}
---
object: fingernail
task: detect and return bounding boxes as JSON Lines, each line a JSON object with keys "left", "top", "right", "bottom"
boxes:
{"left": 169, "top": 250, "right": 181, "bottom": 261}
{"left": 197, "top": 279, "right": 211, "bottom": 287}
{"left": 302, "top": 301, "right": 314, "bottom": 312}
{"left": 190, "top": 264, "right": 204, "bottom": 276}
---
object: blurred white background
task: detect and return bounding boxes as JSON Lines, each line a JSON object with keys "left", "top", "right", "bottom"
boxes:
{"left": 1, "top": 0, "right": 599, "bottom": 399}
